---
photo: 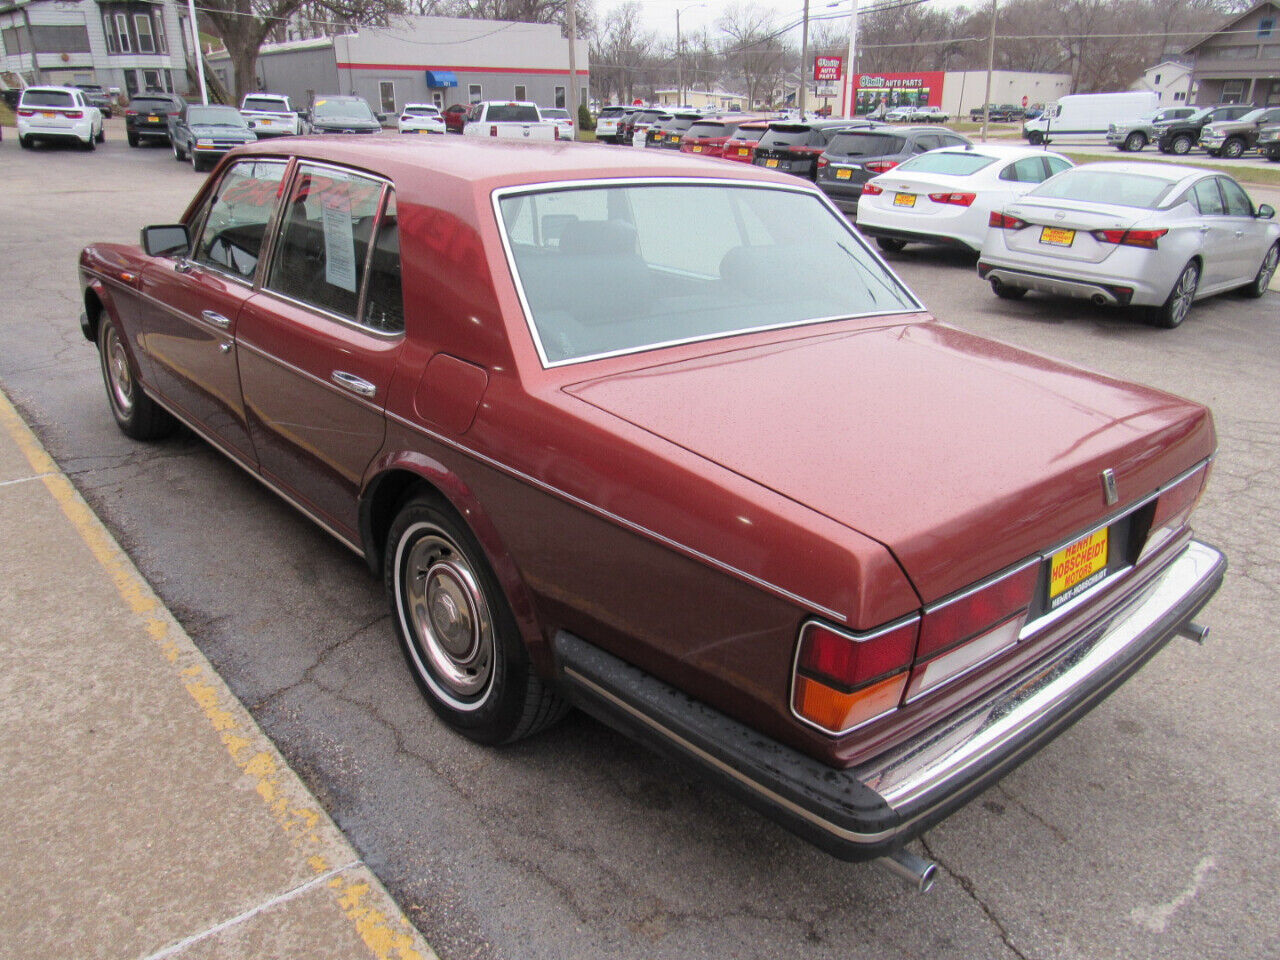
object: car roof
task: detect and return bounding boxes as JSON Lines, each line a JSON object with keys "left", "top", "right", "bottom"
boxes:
{"left": 403, "top": 103, "right": 439, "bottom": 109}
{"left": 930, "top": 143, "right": 1064, "bottom": 158}
{"left": 23, "top": 85, "right": 81, "bottom": 95}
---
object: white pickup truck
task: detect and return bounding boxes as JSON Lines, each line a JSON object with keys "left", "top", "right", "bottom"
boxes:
{"left": 461, "top": 101, "right": 563, "bottom": 141}
{"left": 239, "top": 93, "right": 303, "bottom": 137}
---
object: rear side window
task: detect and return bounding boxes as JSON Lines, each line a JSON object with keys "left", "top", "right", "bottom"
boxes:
{"left": 897, "top": 152, "right": 996, "bottom": 175}
{"left": 22, "top": 90, "right": 74, "bottom": 108}
{"left": 1000, "top": 157, "right": 1051, "bottom": 183}
{"left": 192, "top": 160, "right": 288, "bottom": 280}
{"left": 1045, "top": 156, "right": 1072, "bottom": 176}
{"left": 488, "top": 104, "right": 540, "bottom": 123}
{"left": 827, "top": 132, "right": 904, "bottom": 156}
{"left": 267, "top": 164, "right": 387, "bottom": 322}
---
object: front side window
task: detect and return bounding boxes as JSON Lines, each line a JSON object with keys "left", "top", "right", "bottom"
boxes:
{"left": 1191, "top": 179, "right": 1225, "bottom": 216}
{"left": 267, "top": 164, "right": 386, "bottom": 322}
{"left": 192, "top": 160, "right": 288, "bottom": 279}
{"left": 1219, "top": 178, "right": 1253, "bottom": 217}
{"left": 498, "top": 182, "right": 918, "bottom": 366}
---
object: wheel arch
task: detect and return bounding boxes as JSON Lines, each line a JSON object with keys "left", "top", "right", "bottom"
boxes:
{"left": 359, "top": 455, "right": 547, "bottom": 660}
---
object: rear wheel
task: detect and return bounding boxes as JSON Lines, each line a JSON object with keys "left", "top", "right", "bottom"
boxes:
{"left": 18, "top": 134, "right": 31, "bottom": 149}
{"left": 95, "top": 125, "right": 105, "bottom": 144}
{"left": 1170, "top": 134, "right": 1193, "bottom": 155}
{"left": 83, "top": 134, "right": 96, "bottom": 152}
{"left": 386, "top": 497, "right": 568, "bottom": 744}
{"left": 1241, "top": 242, "right": 1279, "bottom": 299}
{"left": 876, "top": 237, "right": 907, "bottom": 253}
{"left": 1221, "top": 137, "right": 1246, "bottom": 159}
{"left": 127, "top": 131, "right": 139, "bottom": 147}
{"left": 97, "top": 315, "right": 176, "bottom": 440}
{"left": 991, "top": 279, "right": 1028, "bottom": 300}
{"left": 1027, "top": 131, "right": 1044, "bottom": 145}
{"left": 173, "top": 138, "right": 186, "bottom": 161}
{"left": 1123, "top": 131, "right": 1146, "bottom": 152}
{"left": 1154, "top": 261, "right": 1199, "bottom": 328}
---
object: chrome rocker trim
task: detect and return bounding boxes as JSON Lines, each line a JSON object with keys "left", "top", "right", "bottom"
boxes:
{"left": 553, "top": 539, "right": 1225, "bottom": 860}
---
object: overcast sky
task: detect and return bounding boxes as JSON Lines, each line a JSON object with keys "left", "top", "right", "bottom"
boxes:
{"left": 596, "top": 0, "right": 862, "bottom": 45}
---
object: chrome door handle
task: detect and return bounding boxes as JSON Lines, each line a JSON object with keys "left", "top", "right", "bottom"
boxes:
{"left": 201, "top": 310, "right": 231, "bottom": 329}
{"left": 331, "top": 371, "right": 377, "bottom": 398}
{"left": 1198, "top": 225, "right": 1211, "bottom": 233}
{"left": 175, "top": 259, "right": 193, "bottom": 274}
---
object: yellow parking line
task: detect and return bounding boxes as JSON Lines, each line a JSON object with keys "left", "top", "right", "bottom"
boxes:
{"left": 0, "top": 391, "right": 430, "bottom": 960}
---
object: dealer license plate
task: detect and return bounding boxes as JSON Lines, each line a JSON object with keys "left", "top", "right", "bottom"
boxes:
{"left": 148, "top": 116, "right": 161, "bottom": 123}
{"left": 766, "top": 158, "right": 779, "bottom": 168}
{"left": 836, "top": 169, "right": 852, "bottom": 179}
{"left": 42, "top": 111, "right": 55, "bottom": 119}
{"left": 260, "top": 119, "right": 272, "bottom": 126}
{"left": 692, "top": 145, "right": 703, "bottom": 152}
{"left": 1040, "top": 226, "right": 1075, "bottom": 247}
{"left": 894, "top": 193, "right": 916, "bottom": 207}
{"left": 1048, "top": 527, "right": 1109, "bottom": 609}
{"left": 737, "top": 148, "right": 749, "bottom": 156}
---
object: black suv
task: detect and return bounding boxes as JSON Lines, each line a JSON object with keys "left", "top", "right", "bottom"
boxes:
{"left": 1155, "top": 104, "right": 1255, "bottom": 155}
{"left": 73, "top": 83, "right": 114, "bottom": 118}
{"left": 648, "top": 112, "right": 707, "bottom": 150}
{"left": 752, "top": 118, "right": 877, "bottom": 180}
{"left": 125, "top": 93, "right": 185, "bottom": 146}
{"left": 815, "top": 126, "right": 971, "bottom": 213}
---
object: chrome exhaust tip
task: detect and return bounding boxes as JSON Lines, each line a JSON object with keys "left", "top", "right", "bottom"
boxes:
{"left": 875, "top": 847, "right": 937, "bottom": 893}
{"left": 1178, "top": 620, "right": 1209, "bottom": 644}
{"left": 1091, "top": 294, "right": 1107, "bottom": 306}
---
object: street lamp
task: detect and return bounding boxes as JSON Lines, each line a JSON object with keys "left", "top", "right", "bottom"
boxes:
{"left": 676, "top": 3, "right": 706, "bottom": 108}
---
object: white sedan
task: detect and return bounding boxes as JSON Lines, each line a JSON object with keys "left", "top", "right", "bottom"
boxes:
{"left": 398, "top": 103, "right": 446, "bottom": 134}
{"left": 855, "top": 144, "right": 1073, "bottom": 253}
{"left": 539, "top": 107, "right": 576, "bottom": 138}
{"left": 978, "top": 162, "right": 1279, "bottom": 327}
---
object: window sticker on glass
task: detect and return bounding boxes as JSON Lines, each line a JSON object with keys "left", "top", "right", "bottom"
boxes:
{"left": 322, "top": 196, "right": 358, "bottom": 292}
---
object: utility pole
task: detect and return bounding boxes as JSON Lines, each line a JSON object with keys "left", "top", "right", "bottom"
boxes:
{"left": 187, "top": 0, "right": 208, "bottom": 105}
{"left": 676, "top": 7, "right": 683, "bottom": 107}
{"left": 981, "top": 0, "right": 996, "bottom": 141}
{"left": 799, "top": 0, "right": 811, "bottom": 116}
{"left": 566, "top": 0, "right": 579, "bottom": 134}
{"left": 841, "top": 0, "right": 858, "bottom": 118}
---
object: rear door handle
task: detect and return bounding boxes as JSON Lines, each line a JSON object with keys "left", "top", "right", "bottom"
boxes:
{"left": 201, "top": 310, "right": 231, "bottom": 329}
{"left": 331, "top": 371, "right": 377, "bottom": 398}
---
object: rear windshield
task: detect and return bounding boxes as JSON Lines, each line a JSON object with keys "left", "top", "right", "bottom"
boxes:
{"left": 489, "top": 104, "right": 541, "bottom": 122}
{"left": 403, "top": 106, "right": 439, "bottom": 116}
{"left": 1030, "top": 169, "right": 1174, "bottom": 208}
{"left": 542, "top": 109, "right": 571, "bottom": 120}
{"left": 636, "top": 111, "right": 667, "bottom": 123}
{"left": 313, "top": 98, "right": 375, "bottom": 120}
{"left": 129, "top": 97, "right": 177, "bottom": 112}
{"left": 599, "top": 107, "right": 627, "bottom": 117}
{"left": 686, "top": 121, "right": 730, "bottom": 138}
{"left": 498, "top": 182, "right": 917, "bottom": 366}
{"left": 243, "top": 97, "right": 289, "bottom": 112}
{"left": 826, "top": 132, "right": 906, "bottom": 157}
{"left": 728, "top": 125, "right": 768, "bottom": 142}
{"left": 662, "top": 116, "right": 700, "bottom": 132}
{"left": 23, "top": 90, "right": 75, "bottom": 108}
{"left": 896, "top": 151, "right": 997, "bottom": 175}
{"left": 758, "top": 125, "right": 814, "bottom": 147}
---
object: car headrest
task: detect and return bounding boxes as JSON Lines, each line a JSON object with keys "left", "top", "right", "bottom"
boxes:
{"left": 559, "top": 219, "right": 639, "bottom": 257}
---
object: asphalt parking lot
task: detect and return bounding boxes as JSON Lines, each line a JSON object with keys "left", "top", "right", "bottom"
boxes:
{"left": 2, "top": 120, "right": 1278, "bottom": 960}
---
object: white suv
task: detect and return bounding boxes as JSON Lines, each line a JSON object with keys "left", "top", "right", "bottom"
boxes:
{"left": 397, "top": 103, "right": 446, "bottom": 134}
{"left": 239, "top": 93, "right": 303, "bottom": 137}
{"left": 17, "top": 86, "right": 104, "bottom": 150}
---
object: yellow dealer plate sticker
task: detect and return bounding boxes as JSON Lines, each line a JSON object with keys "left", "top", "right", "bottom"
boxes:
{"left": 1049, "top": 528, "right": 1109, "bottom": 609}
{"left": 836, "top": 169, "right": 852, "bottom": 179}
{"left": 1040, "top": 226, "right": 1076, "bottom": 247}
{"left": 894, "top": 192, "right": 916, "bottom": 207}
{"left": 737, "top": 148, "right": 749, "bottom": 156}
{"left": 766, "top": 158, "right": 779, "bottom": 167}
{"left": 692, "top": 145, "right": 703, "bottom": 152}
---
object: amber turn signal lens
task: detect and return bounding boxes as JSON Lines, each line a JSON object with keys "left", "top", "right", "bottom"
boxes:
{"left": 794, "top": 672, "right": 908, "bottom": 733}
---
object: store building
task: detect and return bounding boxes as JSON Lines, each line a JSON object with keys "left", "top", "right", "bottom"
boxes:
{"left": 208, "top": 15, "right": 589, "bottom": 114}
{"left": 0, "top": 0, "right": 191, "bottom": 97}
{"left": 843, "top": 70, "right": 1071, "bottom": 118}
{"left": 1183, "top": 0, "right": 1280, "bottom": 106}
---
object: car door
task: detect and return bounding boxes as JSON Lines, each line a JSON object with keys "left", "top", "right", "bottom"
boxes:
{"left": 138, "top": 158, "right": 289, "bottom": 467}
{"left": 235, "top": 162, "right": 404, "bottom": 541}
{"left": 1188, "top": 177, "right": 1235, "bottom": 289}
{"left": 1217, "top": 176, "right": 1269, "bottom": 284}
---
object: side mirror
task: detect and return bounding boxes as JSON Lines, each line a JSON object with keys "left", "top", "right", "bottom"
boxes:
{"left": 142, "top": 224, "right": 190, "bottom": 257}
{"left": 1257, "top": 204, "right": 1275, "bottom": 220}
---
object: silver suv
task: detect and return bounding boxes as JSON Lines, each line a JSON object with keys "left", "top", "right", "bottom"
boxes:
{"left": 1106, "top": 106, "right": 1196, "bottom": 152}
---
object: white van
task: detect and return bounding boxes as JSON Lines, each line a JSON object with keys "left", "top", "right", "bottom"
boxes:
{"left": 1023, "top": 91, "right": 1158, "bottom": 144}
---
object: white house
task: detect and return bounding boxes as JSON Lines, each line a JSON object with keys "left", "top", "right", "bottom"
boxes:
{"left": 1131, "top": 59, "right": 1194, "bottom": 105}
{"left": 0, "top": 0, "right": 191, "bottom": 97}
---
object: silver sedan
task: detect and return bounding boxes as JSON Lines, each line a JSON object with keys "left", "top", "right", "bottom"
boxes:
{"left": 978, "top": 162, "right": 1279, "bottom": 327}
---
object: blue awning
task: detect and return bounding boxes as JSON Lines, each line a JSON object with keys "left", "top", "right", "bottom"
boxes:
{"left": 424, "top": 70, "right": 458, "bottom": 88}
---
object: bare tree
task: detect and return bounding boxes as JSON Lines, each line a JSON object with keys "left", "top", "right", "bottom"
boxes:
{"left": 717, "top": 2, "right": 787, "bottom": 109}
{"left": 589, "top": 1, "right": 655, "bottom": 103}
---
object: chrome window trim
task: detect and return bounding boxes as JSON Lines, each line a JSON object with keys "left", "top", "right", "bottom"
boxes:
{"left": 380, "top": 407, "right": 846, "bottom": 623}
{"left": 490, "top": 176, "right": 925, "bottom": 370}
{"left": 788, "top": 615, "right": 921, "bottom": 737}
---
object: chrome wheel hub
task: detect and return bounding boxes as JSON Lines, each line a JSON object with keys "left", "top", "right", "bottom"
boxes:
{"left": 1171, "top": 267, "right": 1197, "bottom": 324}
{"left": 1260, "top": 246, "right": 1278, "bottom": 291}
{"left": 404, "top": 532, "right": 493, "bottom": 698}
{"left": 104, "top": 327, "right": 134, "bottom": 415}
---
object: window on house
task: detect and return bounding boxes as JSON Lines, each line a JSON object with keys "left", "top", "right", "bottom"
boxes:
{"left": 379, "top": 80, "right": 395, "bottom": 113}
{"left": 1259, "top": 17, "right": 1274, "bottom": 38}
{"left": 134, "top": 13, "right": 155, "bottom": 53}
{"left": 115, "top": 13, "right": 131, "bottom": 53}
{"left": 1154, "top": 74, "right": 1161, "bottom": 84}
{"left": 1175, "top": 91, "right": 1185, "bottom": 101}
{"left": 102, "top": 15, "right": 118, "bottom": 53}
{"left": 142, "top": 68, "right": 163, "bottom": 91}
{"left": 555, "top": 86, "right": 566, "bottom": 108}
{"left": 154, "top": 12, "right": 167, "bottom": 53}
{"left": 1223, "top": 79, "right": 1246, "bottom": 103}
{"left": 468, "top": 83, "right": 482, "bottom": 102}
{"left": 514, "top": 84, "right": 526, "bottom": 101}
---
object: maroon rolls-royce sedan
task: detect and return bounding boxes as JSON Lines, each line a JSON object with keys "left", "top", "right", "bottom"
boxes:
{"left": 78, "top": 137, "right": 1224, "bottom": 887}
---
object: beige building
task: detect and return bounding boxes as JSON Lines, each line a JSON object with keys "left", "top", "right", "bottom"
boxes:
{"left": 652, "top": 88, "right": 744, "bottom": 111}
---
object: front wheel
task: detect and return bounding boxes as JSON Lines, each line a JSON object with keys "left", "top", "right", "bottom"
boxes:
{"left": 1123, "top": 132, "right": 1146, "bottom": 152}
{"left": 1170, "top": 134, "right": 1193, "bottom": 155}
{"left": 1154, "top": 261, "right": 1199, "bottom": 328}
{"left": 1241, "top": 242, "right": 1278, "bottom": 299}
{"left": 876, "top": 237, "right": 907, "bottom": 253}
{"left": 95, "top": 126, "right": 105, "bottom": 144}
{"left": 1221, "top": 138, "right": 1246, "bottom": 159}
{"left": 1027, "top": 131, "right": 1044, "bottom": 145}
{"left": 173, "top": 138, "right": 186, "bottom": 161}
{"left": 386, "top": 498, "right": 567, "bottom": 745}
{"left": 1267, "top": 147, "right": 1280, "bottom": 162}
{"left": 127, "top": 132, "right": 139, "bottom": 147}
{"left": 97, "top": 315, "right": 176, "bottom": 440}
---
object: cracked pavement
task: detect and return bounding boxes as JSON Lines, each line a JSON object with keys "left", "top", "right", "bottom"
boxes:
{"left": 2, "top": 128, "right": 1277, "bottom": 959}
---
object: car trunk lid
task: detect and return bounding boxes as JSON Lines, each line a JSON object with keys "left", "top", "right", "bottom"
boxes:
{"left": 999, "top": 199, "right": 1151, "bottom": 263}
{"left": 564, "top": 320, "right": 1213, "bottom": 603}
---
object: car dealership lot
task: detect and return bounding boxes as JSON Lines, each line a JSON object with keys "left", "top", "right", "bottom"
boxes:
{"left": 2, "top": 129, "right": 1278, "bottom": 960}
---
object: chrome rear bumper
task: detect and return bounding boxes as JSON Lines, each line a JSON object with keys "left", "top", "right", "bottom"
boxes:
{"left": 554, "top": 539, "right": 1225, "bottom": 859}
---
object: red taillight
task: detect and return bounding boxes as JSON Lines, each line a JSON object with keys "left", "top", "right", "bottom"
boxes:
{"left": 862, "top": 183, "right": 884, "bottom": 196}
{"left": 989, "top": 212, "right": 1027, "bottom": 229}
{"left": 125, "top": 109, "right": 138, "bottom": 116}
{"left": 906, "top": 560, "right": 1040, "bottom": 701}
{"left": 865, "top": 160, "right": 898, "bottom": 174}
{"left": 792, "top": 619, "right": 918, "bottom": 733}
{"left": 817, "top": 157, "right": 829, "bottom": 169}
{"left": 490, "top": 125, "right": 498, "bottom": 137}
{"left": 1140, "top": 464, "right": 1209, "bottom": 562}
{"left": 1091, "top": 228, "right": 1168, "bottom": 249}
{"left": 64, "top": 110, "right": 84, "bottom": 119}
{"left": 17, "top": 109, "right": 35, "bottom": 118}
{"left": 929, "top": 191, "right": 976, "bottom": 207}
